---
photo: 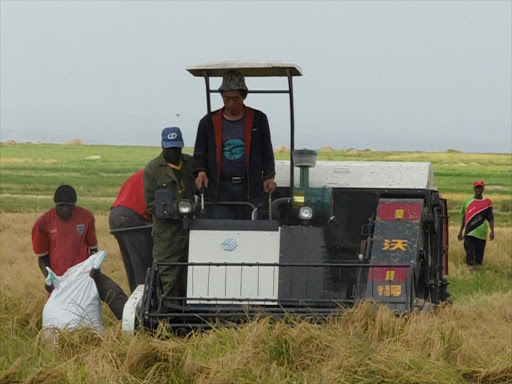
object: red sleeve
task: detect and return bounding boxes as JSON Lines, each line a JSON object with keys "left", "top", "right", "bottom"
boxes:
{"left": 86, "top": 212, "right": 98, "bottom": 249}
{"left": 32, "top": 215, "right": 49, "bottom": 257}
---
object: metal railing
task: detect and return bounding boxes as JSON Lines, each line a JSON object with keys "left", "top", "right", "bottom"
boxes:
{"left": 141, "top": 261, "right": 416, "bottom": 330}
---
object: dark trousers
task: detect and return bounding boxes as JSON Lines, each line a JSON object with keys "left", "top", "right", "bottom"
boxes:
{"left": 109, "top": 206, "right": 153, "bottom": 293}
{"left": 92, "top": 271, "right": 128, "bottom": 320}
{"left": 151, "top": 219, "right": 189, "bottom": 301}
{"left": 464, "top": 236, "right": 487, "bottom": 266}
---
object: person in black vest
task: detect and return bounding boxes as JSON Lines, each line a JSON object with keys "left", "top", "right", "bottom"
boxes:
{"left": 193, "top": 70, "right": 276, "bottom": 219}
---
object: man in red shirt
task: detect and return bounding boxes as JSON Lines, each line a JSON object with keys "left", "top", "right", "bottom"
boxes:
{"left": 32, "top": 185, "right": 128, "bottom": 320}
{"left": 109, "top": 170, "right": 153, "bottom": 293}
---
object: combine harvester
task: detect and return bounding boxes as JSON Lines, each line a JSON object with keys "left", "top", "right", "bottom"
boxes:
{"left": 122, "top": 61, "right": 449, "bottom": 332}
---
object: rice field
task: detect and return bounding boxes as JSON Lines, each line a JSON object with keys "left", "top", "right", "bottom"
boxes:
{"left": 0, "top": 143, "right": 511, "bottom": 383}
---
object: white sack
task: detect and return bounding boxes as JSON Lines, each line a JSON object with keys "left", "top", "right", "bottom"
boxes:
{"left": 42, "top": 250, "right": 106, "bottom": 332}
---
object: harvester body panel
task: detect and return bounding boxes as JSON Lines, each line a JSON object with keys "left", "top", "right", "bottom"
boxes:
{"left": 187, "top": 220, "right": 280, "bottom": 304}
{"left": 274, "top": 161, "right": 436, "bottom": 190}
{"left": 366, "top": 199, "right": 424, "bottom": 311}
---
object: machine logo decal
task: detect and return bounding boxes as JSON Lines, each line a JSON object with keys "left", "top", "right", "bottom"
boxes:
{"left": 382, "top": 239, "right": 408, "bottom": 251}
{"left": 221, "top": 238, "right": 237, "bottom": 251}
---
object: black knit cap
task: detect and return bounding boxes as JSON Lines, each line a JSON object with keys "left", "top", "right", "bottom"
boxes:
{"left": 53, "top": 185, "right": 77, "bottom": 205}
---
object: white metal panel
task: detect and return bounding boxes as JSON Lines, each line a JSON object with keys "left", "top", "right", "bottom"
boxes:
{"left": 187, "top": 60, "right": 303, "bottom": 77}
{"left": 274, "top": 161, "right": 436, "bottom": 190}
{"left": 187, "top": 229, "right": 280, "bottom": 304}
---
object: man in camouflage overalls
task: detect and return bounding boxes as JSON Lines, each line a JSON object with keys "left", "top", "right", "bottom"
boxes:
{"left": 144, "top": 127, "right": 196, "bottom": 299}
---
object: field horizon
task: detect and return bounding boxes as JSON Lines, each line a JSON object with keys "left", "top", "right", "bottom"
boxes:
{"left": 3, "top": 140, "right": 512, "bottom": 154}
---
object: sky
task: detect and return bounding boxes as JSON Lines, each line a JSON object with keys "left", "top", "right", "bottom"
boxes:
{"left": 1, "top": 1, "right": 511, "bottom": 153}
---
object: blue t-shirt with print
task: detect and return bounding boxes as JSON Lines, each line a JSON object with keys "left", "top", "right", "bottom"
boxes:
{"left": 221, "top": 117, "right": 246, "bottom": 178}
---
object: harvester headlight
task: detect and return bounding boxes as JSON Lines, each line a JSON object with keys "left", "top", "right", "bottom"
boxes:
{"left": 177, "top": 200, "right": 193, "bottom": 215}
{"left": 298, "top": 206, "right": 314, "bottom": 221}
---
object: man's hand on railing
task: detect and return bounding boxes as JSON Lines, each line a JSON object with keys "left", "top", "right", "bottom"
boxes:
{"left": 195, "top": 172, "right": 209, "bottom": 190}
{"left": 263, "top": 178, "right": 276, "bottom": 194}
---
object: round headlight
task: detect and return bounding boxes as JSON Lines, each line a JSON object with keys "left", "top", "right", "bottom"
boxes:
{"left": 298, "top": 206, "right": 314, "bottom": 221}
{"left": 177, "top": 200, "right": 193, "bottom": 215}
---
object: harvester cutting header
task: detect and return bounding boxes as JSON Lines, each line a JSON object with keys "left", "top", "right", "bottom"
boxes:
{"left": 123, "top": 61, "right": 450, "bottom": 332}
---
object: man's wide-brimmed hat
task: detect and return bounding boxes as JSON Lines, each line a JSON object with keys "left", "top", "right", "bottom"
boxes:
{"left": 218, "top": 70, "right": 248, "bottom": 92}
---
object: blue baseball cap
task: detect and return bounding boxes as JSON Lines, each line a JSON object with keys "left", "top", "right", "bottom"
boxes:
{"left": 161, "top": 127, "right": 184, "bottom": 148}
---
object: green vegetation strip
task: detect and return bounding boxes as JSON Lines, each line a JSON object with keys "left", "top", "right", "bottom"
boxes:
{"left": 1, "top": 143, "right": 511, "bottom": 225}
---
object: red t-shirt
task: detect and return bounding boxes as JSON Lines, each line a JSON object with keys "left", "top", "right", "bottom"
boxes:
{"left": 32, "top": 207, "right": 98, "bottom": 276}
{"left": 112, "top": 169, "right": 151, "bottom": 221}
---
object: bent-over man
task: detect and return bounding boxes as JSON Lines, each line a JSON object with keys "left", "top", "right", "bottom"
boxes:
{"left": 109, "top": 169, "right": 153, "bottom": 293}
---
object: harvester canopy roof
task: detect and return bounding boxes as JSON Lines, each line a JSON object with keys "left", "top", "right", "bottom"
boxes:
{"left": 186, "top": 60, "right": 303, "bottom": 77}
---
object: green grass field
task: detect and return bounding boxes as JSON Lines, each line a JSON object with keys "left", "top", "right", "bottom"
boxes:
{"left": 1, "top": 143, "right": 511, "bottom": 383}
{"left": 1, "top": 143, "right": 511, "bottom": 226}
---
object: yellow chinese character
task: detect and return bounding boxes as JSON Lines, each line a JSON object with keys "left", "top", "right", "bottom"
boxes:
{"left": 392, "top": 286, "right": 402, "bottom": 296}
{"left": 385, "top": 270, "right": 395, "bottom": 281}
{"left": 382, "top": 239, "right": 408, "bottom": 251}
{"left": 377, "top": 285, "right": 402, "bottom": 297}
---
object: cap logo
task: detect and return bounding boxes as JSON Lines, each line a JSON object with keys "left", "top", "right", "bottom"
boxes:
{"left": 167, "top": 132, "right": 178, "bottom": 140}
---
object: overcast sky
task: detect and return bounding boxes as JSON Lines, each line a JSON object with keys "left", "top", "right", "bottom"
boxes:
{"left": 1, "top": 1, "right": 511, "bottom": 153}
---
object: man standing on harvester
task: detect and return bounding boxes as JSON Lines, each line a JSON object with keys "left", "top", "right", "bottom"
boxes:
{"left": 193, "top": 70, "right": 277, "bottom": 219}
{"left": 458, "top": 180, "right": 495, "bottom": 266}
{"left": 144, "top": 127, "right": 196, "bottom": 299}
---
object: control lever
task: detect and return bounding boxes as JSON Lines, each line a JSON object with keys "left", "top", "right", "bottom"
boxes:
{"left": 199, "top": 186, "right": 208, "bottom": 219}
{"left": 268, "top": 192, "right": 272, "bottom": 220}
